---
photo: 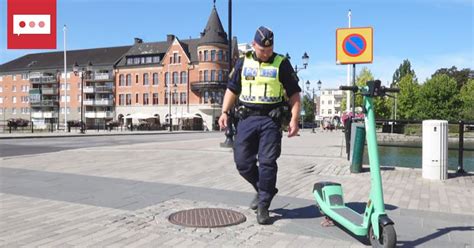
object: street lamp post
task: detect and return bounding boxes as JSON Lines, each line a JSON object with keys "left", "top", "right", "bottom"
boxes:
{"left": 288, "top": 52, "right": 309, "bottom": 130}
{"left": 73, "top": 61, "right": 92, "bottom": 134}
{"left": 166, "top": 80, "right": 177, "bottom": 132}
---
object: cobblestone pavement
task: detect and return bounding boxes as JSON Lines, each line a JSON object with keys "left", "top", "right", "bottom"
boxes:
{"left": 1, "top": 130, "right": 473, "bottom": 247}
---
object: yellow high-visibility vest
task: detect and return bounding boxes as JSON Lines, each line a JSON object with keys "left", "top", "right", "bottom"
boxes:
{"left": 240, "top": 53, "right": 284, "bottom": 104}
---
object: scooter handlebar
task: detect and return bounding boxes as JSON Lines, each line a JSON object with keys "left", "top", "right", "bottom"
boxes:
{"left": 339, "top": 86, "right": 359, "bottom": 92}
{"left": 382, "top": 87, "right": 400, "bottom": 93}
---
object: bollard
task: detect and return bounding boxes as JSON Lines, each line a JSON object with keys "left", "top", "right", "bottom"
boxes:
{"left": 344, "top": 117, "right": 352, "bottom": 160}
{"left": 31, "top": 122, "right": 34, "bottom": 133}
{"left": 350, "top": 123, "right": 365, "bottom": 173}
{"left": 458, "top": 120, "right": 465, "bottom": 174}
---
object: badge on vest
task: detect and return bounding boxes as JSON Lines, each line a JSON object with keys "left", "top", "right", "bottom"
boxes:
{"left": 243, "top": 67, "right": 258, "bottom": 80}
{"left": 260, "top": 68, "right": 277, "bottom": 78}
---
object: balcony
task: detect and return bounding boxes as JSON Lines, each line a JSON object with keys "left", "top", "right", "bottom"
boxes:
{"left": 82, "top": 99, "right": 113, "bottom": 106}
{"left": 85, "top": 111, "right": 114, "bottom": 118}
{"left": 89, "top": 73, "right": 112, "bottom": 81}
{"left": 31, "top": 100, "right": 57, "bottom": 107}
{"left": 83, "top": 86, "right": 95, "bottom": 93}
{"left": 94, "top": 99, "right": 113, "bottom": 106}
{"left": 30, "top": 77, "right": 57, "bottom": 84}
{"left": 42, "top": 87, "right": 58, "bottom": 95}
{"left": 32, "top": 111, "right": 58, "bottom": 118}
{"left": 95, "top": 86, "right": 113, "bottom": 93}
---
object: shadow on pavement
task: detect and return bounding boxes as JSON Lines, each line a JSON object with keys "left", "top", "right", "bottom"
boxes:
{"left": 270, "top": 204, "right": 322, "bottom": 222}
{"left": 397, "top": 226, "right": 474, "bottom": 247}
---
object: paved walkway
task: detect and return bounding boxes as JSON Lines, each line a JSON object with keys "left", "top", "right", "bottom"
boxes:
{"left": 1, "top": 130, "right": 473, "bottom": 247}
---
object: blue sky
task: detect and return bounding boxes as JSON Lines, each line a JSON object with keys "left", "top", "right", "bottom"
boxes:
{"left": 1, "top": 0, "right": 472, "bottom": 90}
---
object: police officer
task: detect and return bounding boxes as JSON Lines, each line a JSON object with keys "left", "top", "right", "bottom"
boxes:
{"left": 218, "top": 26, "right": 301, "bottom": 225}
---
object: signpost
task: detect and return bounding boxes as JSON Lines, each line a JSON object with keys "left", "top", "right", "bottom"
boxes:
{"left": 336, "top": 26, "right": 373, "bottom": 114}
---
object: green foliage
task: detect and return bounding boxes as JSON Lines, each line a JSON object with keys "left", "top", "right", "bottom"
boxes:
{"left": 392, "top": 59, "right": 417, "bottom": 87}
{"left": 432, "top": 66, "right": 471, "bottom": 89}
{"left": 417, "top": 74, "right": 461, "bottom": 121}
{"left": 302, "top": 94, "right": 315, "bottom": 123}
{"left": 397, "top": 74, "right": 421, "bottom": 120}
{"left": 459, "top": 79, "right": 474, "bottom": 120}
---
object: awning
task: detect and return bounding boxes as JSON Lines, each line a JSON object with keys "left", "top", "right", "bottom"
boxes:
{"left": 123, "top": 113, "right": 157, "bottom": 119}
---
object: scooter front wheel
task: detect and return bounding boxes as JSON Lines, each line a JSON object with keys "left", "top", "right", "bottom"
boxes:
{"left": 369, "top": 224, "right": 397, "bottom": 248}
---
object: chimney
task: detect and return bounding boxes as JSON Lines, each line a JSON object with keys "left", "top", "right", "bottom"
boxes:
{"left": 167, "top": 34, "right": 175, "bottom": 42}
{"left": 134, "top": 37, "right": 143, "bottom": 44}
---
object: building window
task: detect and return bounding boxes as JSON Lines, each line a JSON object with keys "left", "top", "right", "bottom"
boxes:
{"left": 12, "top": 96, "right": 16, "bottom": 103}
{"left": 172, "top": 92, "right": 178, "bottom": 104}
{"left": 135, "top": 75, "right": 139, "bottom": 84}
{"left": 180, "top": 71, "right": 187, "bottom": 84}
{"left": 153, "top": 93, "right": 159, "bottom": 105}
{"left": 203, "top": 91, "right": 209, "bottom": 104}
{"left": 180, "top": 92, "right": 187, "bottom": 104}
{"left": 0, "top": 86, "right": 2, "bottom": 92}
{"left": 199, "top": 71, "right": 203, "bottom": 81}
{"left": 143, "top": 93, "right": 149, "bottom": 105}
{"left": 164, "top": 72, "right": 169, "bottom": 86}
{"left": 146, "top": 57, "right": 152, "bottom": 64}
{"left": 164, "top": 92, "right": 169, "bottom": 105}
{"left": 153, "top": 56, "right": 160, "bottom": 63}
{"left": 203, "top": 50, "right": 208, "bottom": 61}
{"left": 127, "top": 58, "right": 133, "bottom": 65}
{"left": 119, "top": 94, "right": 124, "bottom": 105}
{"left": 328, "top": 109, "right": 332, "bottom": 114}
{"left": 119, "top": 74, "right": 125, "bottom": 86}
{"left": 217, "top": 50, "right": 223, "bottom": 61}
{"left": 204, "top": 70, "right": 209, "bottom": 81}
{"left": 143, "top": 73, "right": 149, "bottom": 85}
{"left": 153, "top": 73, "right": 159, "bottom": 85}
{"left": 12, "top": 86, "right": 16, "bottom": 92}
{"left": 12, "top": 108, "right": 16, "bottom": 114}
{"left": 328, "top": 100, "right": 332, "bottom": 105}
{"left": 173, "top": 53, "right": 178, "bottom": 64}
{"left": 199, "top": 51, "right": 203, "bottom": 61}
{"left": 224, "top": 51, "right": 228, "bottom": 62}
{"left": 0, "top": 97, "right": 3, "bottom": 104}
{"left": 135, "top": 93, "right": 139, "bottom": 104}
{"left": 126, "top": 74, "right": 132, "bottom": 86}
{"left": 172, "top": 72, "right": 178, "bottom": 84}
{"left": 218, "top": 70, "right": 223, "bottom": 81}
{"left": 321, "top": 109, "right": 325, "bottom": 114}
{"left": 126, "top": 94, "right": 132, "bottom": 105}
{"left": 211, "top": 50, "right": 216, "bottom": 61}
{"left": 321, "top": 100, "right": 325, "bottom": 105}
{"left": 211, "top": 70, "right": 216, "bottom": 81}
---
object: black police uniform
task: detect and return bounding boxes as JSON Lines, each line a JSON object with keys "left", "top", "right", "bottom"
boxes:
{"left": 227, "top": 51, "right": 301, "bottom": 208}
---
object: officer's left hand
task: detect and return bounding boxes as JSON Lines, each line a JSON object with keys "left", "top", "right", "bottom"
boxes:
{"left": 218, "top": 114, "right": 228, "bottom": 130}
{"left": 287, "top": 119, "right": 299, "bottom": 137}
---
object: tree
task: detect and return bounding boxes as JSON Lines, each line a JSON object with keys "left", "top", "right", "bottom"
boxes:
{"left": 397, "top": 74, "right": 421, "bottom": 120}
{"left": 392, "top": 59, "right": 417, "bottom": 87}
{"left": 432, "top": 66, "right": 471, "bottom": 89}
{"left": 302, "top": 93, "right": 315, "bottom": 124}
{"left": 459, "top": 79, "right": 474, "bottom": 120}
{"left": 417, "top": 74, "right": 461, "bottom": 121}
{"left": 340, "top": 67, "right": 391, "bottom": 118}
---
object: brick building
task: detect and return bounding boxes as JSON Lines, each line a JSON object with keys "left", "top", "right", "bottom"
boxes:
{"left": 0, "top": 6, "right": 237, "bottom": 130}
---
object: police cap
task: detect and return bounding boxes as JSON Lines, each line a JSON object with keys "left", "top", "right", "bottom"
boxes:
{"left": 254, "top": 26, "right": 274, "bottom": 47}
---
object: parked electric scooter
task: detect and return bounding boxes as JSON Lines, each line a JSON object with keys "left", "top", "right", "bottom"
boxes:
{"left": 313, "top": 80, "right": 398, "bottom": 248}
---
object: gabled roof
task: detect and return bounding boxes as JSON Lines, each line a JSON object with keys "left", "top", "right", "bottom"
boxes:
{"left": 0, "top": 46, "right": 132, "bottom": 73}
{"left": 115, "top": 38, "right": 202, "bottom": 67}
{"left": 199, "top": 6, "right": 228, "bottom": 46}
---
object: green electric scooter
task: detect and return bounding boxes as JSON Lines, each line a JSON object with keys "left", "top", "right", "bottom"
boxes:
{"left": 313, "top": 80, "right": 398, "bottom": 248}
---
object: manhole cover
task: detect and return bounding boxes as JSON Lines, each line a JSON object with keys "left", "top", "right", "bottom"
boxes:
{"left": 168, "top": 208, "right": 246, "bottom": 228}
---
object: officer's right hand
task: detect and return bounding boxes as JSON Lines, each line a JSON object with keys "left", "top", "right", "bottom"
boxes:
{"left": 218, "top": 114, "right": 228, "bottom": 130}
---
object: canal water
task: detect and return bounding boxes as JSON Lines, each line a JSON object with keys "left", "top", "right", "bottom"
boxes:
{"left": 362, "top": 143, "right": 474, "bottom": 172}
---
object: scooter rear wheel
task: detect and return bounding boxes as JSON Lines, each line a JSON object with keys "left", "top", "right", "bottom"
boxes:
{"left": 369, "top": 224, "right": 396, "bottom": 248}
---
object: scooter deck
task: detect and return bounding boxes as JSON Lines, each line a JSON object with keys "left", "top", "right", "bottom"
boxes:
{"left": 313, "top": 182, "right": 368, "bottom": 236}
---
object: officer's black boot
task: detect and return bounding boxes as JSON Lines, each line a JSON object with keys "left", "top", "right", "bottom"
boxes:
{"left": 257, "top": 206, "right": 271, "bottom": 225}
{"left": 250, "top": 193, "right": 258, "bottom": 210}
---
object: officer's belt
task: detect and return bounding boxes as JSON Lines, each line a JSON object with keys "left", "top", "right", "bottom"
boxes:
{"left": 246, "top": 108, "right": 271, "bottom": 116}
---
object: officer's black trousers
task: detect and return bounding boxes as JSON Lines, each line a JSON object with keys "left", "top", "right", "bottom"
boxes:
{"left": 233, "top": 115, "right": 282, "bottom": 208}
